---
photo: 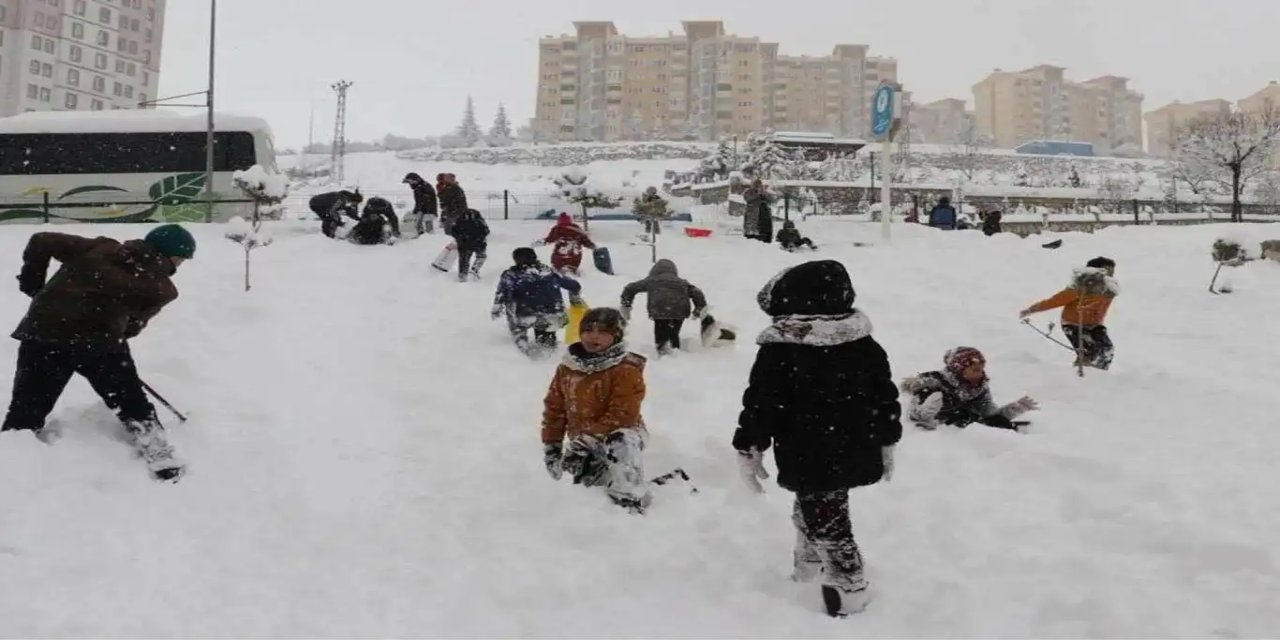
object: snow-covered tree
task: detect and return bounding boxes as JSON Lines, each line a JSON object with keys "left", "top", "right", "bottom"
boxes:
{"left": 554, "top": 169, "right": 622, "bottom": 230}
{"left": 818, "top": 153, "right": 863, "bottom": 182}
{"left": 1253, "top": 170, "right": 1280, "bottom": 214}
{"left": 227, "top": 166, "right": 285, "bottom": 292}
{"left": 1176, "top": 104, "right": 1280, "bottom": 222}
{"left": 456, "top": 96, "right": 483, "bottom": 148}
{"left": 741, "top": 133, "right": 798, "bottom": 180}
{"left": 488, "top": 103, "right": 513, "bottom": 147}
{"left": 1097, "top": 176, "right": 1136, "bottom": 213}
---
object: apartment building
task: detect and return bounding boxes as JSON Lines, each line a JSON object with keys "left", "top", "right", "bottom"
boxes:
{"left": 1143, "top": 99, "right": 1231, "bottom": 157}
{"left": 909, "top": 97, "right": 971, "bottom": 144}
{"left": 972, "top": 65, "right": 1143, "bottom": 155}
{"left": 0, "top": 0, "right": 166, "bottom": 118}
{"left": 533, "top": 20, "right": 896, "bottom": 142}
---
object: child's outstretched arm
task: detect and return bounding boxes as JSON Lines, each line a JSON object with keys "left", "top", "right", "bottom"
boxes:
{"left": 1021, "top": 288, "right": 1076, "bottom": 317}
{"left": 687, "top": 281, "right": 708, "bottom": 315}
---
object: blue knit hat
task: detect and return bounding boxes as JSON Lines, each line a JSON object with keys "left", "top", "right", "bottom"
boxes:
{"left": 144, "top": 224, "right": 196, "bottom": 259}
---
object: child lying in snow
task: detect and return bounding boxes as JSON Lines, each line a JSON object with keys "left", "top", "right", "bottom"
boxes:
{"left": 901, "top": 347, "right": 1038, "bottom": 432}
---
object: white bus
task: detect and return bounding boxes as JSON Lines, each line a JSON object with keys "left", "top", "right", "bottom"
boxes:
{"left": 0, "top": 109, "right": 280, "bottom": 224}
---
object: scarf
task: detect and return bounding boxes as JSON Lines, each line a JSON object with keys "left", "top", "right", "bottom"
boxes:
{"left": 756, "top": 309, "right": 873, "bottom": 347}
{"left": 562, "top": 342, "right": 629, "bottom": 374}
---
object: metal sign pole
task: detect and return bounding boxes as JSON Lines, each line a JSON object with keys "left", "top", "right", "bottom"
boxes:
{"left": 871, "top": 83, "right": 897, "bottom": 241}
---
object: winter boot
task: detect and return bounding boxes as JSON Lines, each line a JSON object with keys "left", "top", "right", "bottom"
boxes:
{"left": 124, "top": 418, "right": 184, "bottom": 481}
{"left": 822, "top": 585, "right": 871, "bottom": 617}
{"left": 470, "top": 254, "right": 486, "bottom": 279}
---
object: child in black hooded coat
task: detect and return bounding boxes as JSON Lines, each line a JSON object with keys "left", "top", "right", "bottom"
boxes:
{"left": 733, "top": 260, "right": 902, "bottom": 616}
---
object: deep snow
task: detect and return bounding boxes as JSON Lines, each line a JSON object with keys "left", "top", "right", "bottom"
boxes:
{"left": 1, "top": 218, "right": 1279, "bottom": 637}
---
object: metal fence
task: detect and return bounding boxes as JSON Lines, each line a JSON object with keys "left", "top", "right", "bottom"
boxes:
{"left": 0, "top": 191, "right": 255, "bottom": 224}
{"left": 281, "top": 190, "right": 592, "bottom": 222}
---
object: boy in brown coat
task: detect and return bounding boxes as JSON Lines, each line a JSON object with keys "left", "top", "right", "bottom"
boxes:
{"left": 541, "top": 307, "right": 650, "bottom": 513}
{"left": 2, "top": 225, "right": 194, "bottom": 481}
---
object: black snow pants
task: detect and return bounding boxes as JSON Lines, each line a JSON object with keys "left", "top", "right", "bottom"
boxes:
{"left": 654, "top": 319, "right": 684, "bottom": 352}
{"left": 1, "top": 341, "right": 156, "bottom": 432}
{"left": 791, "top": 490, "right": 867, "bottom": 592}
{"left": 1062, "top": 324, "right": 1114, "bottom": 370}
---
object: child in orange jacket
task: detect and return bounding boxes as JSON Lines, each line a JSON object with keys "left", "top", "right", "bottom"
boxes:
{"left": 1020, "top": 257, "right": 1118, "bottom": 369}
{"left": 541, "top": 307, "right": 651, "bottom": 513}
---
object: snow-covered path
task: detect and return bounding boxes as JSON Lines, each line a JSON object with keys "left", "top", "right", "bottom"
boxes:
{"left": 1, "top": 219, "right": 1278, "bottom": 637}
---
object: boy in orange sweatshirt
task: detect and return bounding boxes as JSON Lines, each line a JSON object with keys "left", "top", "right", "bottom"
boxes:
{"left": 1020, "top": 257, "right": 1118, "bottom": 369}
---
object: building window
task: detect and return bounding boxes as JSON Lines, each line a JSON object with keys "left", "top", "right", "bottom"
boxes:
{"left": 31, "top": 35, "right": 42, "bottom": 50}
{"left": 91, "top": 99, "right": 103, "bottom": 110}
{"left": 124, "top": 85, "right": 133, "bottom": 98}
{"left": 70, "top": 45, "right": 82, "bottom": 62}
{"left": 68, "top": 69, "right": 80, "bottom": 85}
{"left": 142, "top": 70, "right": 149, "bottom": 86}
{"left": 115, "top": 60, "right": 125, "bottom": 73}
{"left": 29, "top": 60, "right": 41, "bottom": 75}
{"left": 99, "top": 7, "right": 111, "bottom": 24}
{"left": 40, "top": 87, "right": 51, "bottom": 102}
{"left": 113, "top": 81, "right": 122, "bottom": 96}
{"left": 65, "top": 93, "right": 79, "bottom": 109}
{"left": 144, "top": 28, "right": 152, "bottom": 42}
{"left": 44, "top": 39, "right": 54, "bottom": 54}
{"left": 94, "top": 53, "right": 107, "bottom": 69}
{"left": 28, "top": 84, "right": 39, "bottom": 99}
{"left": 74, "top": 0, "right": 85, "bottom": 16}
{"left": 34, "top": 12, "right": 44, "bottom": 27}
{"left": 128, "top": 41, "right": 138, "bottom": 55}
{"left": 72, "top": 22, "right": 84, "bottom": 39}
{"left": 98, "top": 30, "right": 109, "bottom": 46}
{"left": 127, "top": 63, "right": 136, "bottom": 76}
{"left": 93, "top": 76, "right": 104, "bottom": 91}
{"left": 0, "top": 5, "right": 5, "bottom": 20}
{"left": 131, "top": 19, "right": 140, "bottom": 31}
{"left": 42, "top": 63, "right": 52, "bottom": 78}
{"left": 118, "top": 14, "right": 128, "bottom": 29}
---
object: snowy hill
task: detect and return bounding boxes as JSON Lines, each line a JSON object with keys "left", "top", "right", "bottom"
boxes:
{"left": 3, "top": 220, "right": 1277, "bottom": 636}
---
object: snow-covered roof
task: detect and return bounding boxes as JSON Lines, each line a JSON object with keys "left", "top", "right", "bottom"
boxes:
{"left": 0, "top": 109, "right": 273, "bottom": 135}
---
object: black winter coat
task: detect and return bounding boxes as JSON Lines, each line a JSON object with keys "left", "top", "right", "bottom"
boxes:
{"left": 439, "top": 183, "right": 468, "bottom": 219}
{"left": 734, "top": 260, "right": 902, "bottom": 493}
{"left": 309, "top": 191, "right": 360, "bottom": 222}
{"left": 411, "top": 183, "right": 438, "bottom": 216}
{"left": 450, "top": 209, "right": 490, "bottom": 251}
{"left": 348, "top": 211, "right": 397, "bottom": 245}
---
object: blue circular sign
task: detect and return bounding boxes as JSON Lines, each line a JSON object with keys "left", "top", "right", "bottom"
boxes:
{"left": 872, "top": 84, "right": 895, "bottom": 139}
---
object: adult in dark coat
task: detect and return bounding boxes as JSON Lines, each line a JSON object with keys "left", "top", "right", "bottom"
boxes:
{"left": 309, "top": 189, "right": 363, "bottom": 238}
{"left": 743, "top": 179, "right": 773, "bottom": 243}
{"left": 3, "top": 226, "right": 196, "bottom": 480}
{"left": 733, "top": 260, "right": 901, "bottom": 612}
{"left": 927, "top": 196, "right": 958, "bottom": 230}
{"left": 403, "top": 172, "right": 438, "bottom": 235}
{"left": 437, "top": 173, "right": 469, "bottom": 236}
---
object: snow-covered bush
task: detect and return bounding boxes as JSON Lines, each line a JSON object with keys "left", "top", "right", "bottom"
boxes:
{"left": 228, "top": 164, "right": 284, "bottom": 292}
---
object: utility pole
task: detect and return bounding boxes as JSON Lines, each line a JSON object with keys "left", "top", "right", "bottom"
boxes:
{"left": 301, "top": 102, "right": 315, "bottom": 175}
{"left": 330, "top": 80, "right": 353, "bottom": 184}
{"left": 203, "top": 0, "right": 217, "bottom": 222}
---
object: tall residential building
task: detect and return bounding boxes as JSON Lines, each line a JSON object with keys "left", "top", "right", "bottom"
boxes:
{"left": 909, "top": 97, "right": 971, "bottom": 144}
{"left": 0, "top": 0, "right": 166, "bottom": 118}
{"left": 1143, "top": 99, "right": 1232, "bottom": 157}
{"left": 972, "top": 65, "right": 1143, "bottom": 155}
{"left": 1238, "top": 81, "right": 1280, "bottom": 168}
{"left": 533, "top": 21, "right": 896, "bottom": 142}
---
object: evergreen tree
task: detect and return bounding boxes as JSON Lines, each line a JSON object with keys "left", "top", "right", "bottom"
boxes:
{"left": 488, "top": 103, "right": 513, "bottom": 146}
{"left": 457, "top": 96, "right": 483, "bottom": 147}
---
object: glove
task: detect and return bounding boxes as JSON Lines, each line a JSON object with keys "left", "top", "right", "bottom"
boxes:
{"left": 899, "top": 376, "right": 926, "bottom": 393}
{"left": 568, "top": 293, "right": 584, "bottom": 307}
{"left": 543, "top": 442, "right": 563, "bottom": 480}
{"left": 881, "top": 445, "right": 895, "bottom": 482}
{"left": 532, "top": 239, "right": 547, "bottom": 247}
{"left": 1005, "top": 396, "right": 1039, "bottom": 416}
{"left": 490, "top": 304, "right": 504, "bottom": 320}
{"left": 1018, "top": 309, "right": 1032, "bottom": 319}
{"left": 736, "top": 448, "right": 769, "bottom": 493}
{"left": 620, "top": 306, "right": 631, "bottom": 321}
{"left": 910, "top": 392, "right": 944, "bottom": 429}
{"left": 691, "top": 307, "right": 706, "bottom": 319}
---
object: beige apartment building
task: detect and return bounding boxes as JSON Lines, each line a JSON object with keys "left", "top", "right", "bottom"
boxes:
{"left": 1143, "top": 99, "right": 1231, "bottom": 157}
{"left": 910, "top": 97, "right": 971, "bottom": 144}
{"left": 972, "top": 65, "right": 1142, "bottom": 155}
{"left": 533, "top": 21, "right": 897, "bottom": 142}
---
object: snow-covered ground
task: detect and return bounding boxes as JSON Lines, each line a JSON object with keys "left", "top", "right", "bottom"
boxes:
{"left": 1, "top": 219, "right": 1279, "bottom": 636}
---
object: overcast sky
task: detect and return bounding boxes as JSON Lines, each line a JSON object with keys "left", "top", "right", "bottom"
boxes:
{"left": 159, "top": 0, "right": 1280, "bottom": 149}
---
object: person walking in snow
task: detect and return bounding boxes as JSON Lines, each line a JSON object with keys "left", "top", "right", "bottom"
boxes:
{"left": 347, "top": 197, "right": 400, "bottom": 246}
{"left": 927, "top": 196, "right": 958, "bottom": 230}
{"left": 619, "top": 259, "right": 708, "bottom": 355}
{"left": 733, "top": 260, "right": 901, "bottom": 616}
{"left": 403, "top": 172, "right": 438, "bottom": 235}
{"left": 634, "top": 186, "right": 668, "bottom": 240}
{"left": 541, "top": 307, "right": 651, "bottom": 514}
{"left": 449, "top": 208, "right": 489, "bottom": 281}
{"left": 492, "top": 247, "right": 582, "bottom": 356}
{"left": 743, "top": 178, "right": 773, "bottom": 243}
{"left": 901, "top": 347, "right": 1038, "bottom": 432}
{"left": 309, "top": 189, "right": 363, "bottom": 238}
{"left": 776, "top": 220, "right": 817, "bottom": 251}
{"left": 437, "top": 173, "right": 468, "bottom": 236}
{"left": 1, "top": 225, "right": 197, "bottom": 481}
{"left": 534, "top": 212, "right": 595, "bottom": 276}
{"left": 1020, "top": 256, "right": 1118, "bottom": 370}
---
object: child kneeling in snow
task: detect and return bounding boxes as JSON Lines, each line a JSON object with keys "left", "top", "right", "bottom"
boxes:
{"left": 901, "top": 347, "right": 1038, "bottom": 432}
{"left": 541, "top": 308, "right": 651, "bottom": 513}
{"left": 1020, "top": 256, "right": 1119, "bottom": 370}
{"left": 619, "top": 259, "right": 708, "bottom": 355}
{"left": 734, "top": 260, "right": 901, "bottom": 616}
{"left": 776, "top": 220, "right": 817, "bottom": 251}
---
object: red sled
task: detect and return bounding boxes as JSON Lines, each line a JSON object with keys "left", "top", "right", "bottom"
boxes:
{"left": 684, "top": 227, "right": 713, "bottom": 238}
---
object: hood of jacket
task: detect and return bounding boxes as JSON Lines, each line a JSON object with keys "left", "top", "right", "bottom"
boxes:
{"left": 649, "top": 259, "right": 678, "bottom": 278}
{"left": 756, "top": 260, "right": 855, "bottom": 317}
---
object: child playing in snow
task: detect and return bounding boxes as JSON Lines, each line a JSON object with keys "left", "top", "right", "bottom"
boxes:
{"left": 1020, "top": 256, "right": 1118, "bottom": 370}
{"left": 734, "top": 260, "right": 901, "bottom": 616}
{"left": 776, "top": 220, "right": 817, "bottom": 251}
{"left": 901, "top": 347, "right": 1038, "bottom": 432}
{"left": 533, "top": 212, "right": 595, "bottom": 275}
{"left": 619, "top": 259, "right": 708, "bottom": 355}
{"left": 492, "top": 248, "right": 582, "bottom": 357}
{"left": 541, "top": 308, "right": 650, "bottom": 513}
